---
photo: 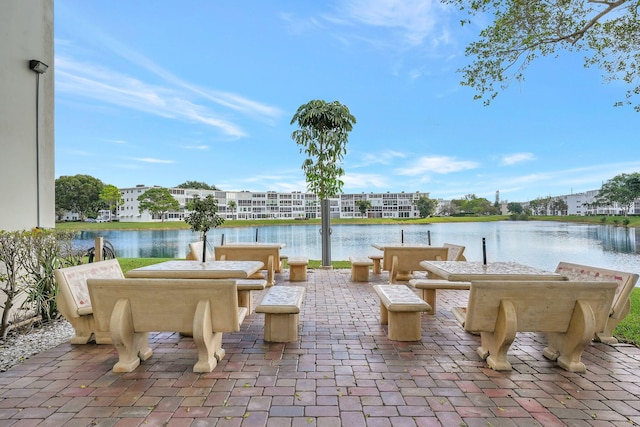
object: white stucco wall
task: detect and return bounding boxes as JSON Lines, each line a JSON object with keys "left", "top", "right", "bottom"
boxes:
{"left": 0, "top": 0, "right": 55, "bottom": 231}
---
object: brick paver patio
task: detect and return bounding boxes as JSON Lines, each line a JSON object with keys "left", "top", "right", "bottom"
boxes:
{"left": 1, "top": 268, "right": 639, "bottom": 426}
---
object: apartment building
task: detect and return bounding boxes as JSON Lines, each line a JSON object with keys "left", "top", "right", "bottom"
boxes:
{"left": 117, "top": 185, "right": 429, "bottom": 222}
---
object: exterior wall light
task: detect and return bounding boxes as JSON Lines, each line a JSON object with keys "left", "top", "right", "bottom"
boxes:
{"left": 29, "top": 59, "right": 48, "bottom": 74}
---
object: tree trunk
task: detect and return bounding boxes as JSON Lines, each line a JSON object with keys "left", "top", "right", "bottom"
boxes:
{"left": 202, "top": 233, "right": 207, "bottom": 262}
{"left": 321, "top": 199, "right": 331, "bottom": 268}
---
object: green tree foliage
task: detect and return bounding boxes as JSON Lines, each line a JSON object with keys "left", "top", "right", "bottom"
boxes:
{"left": 596, "top": 172, "right": 640, "bottom": 216}
{"left": 291, "top": 100, "right": 356, "bottom": 267}
{"left": 137, "top": 188, "right": 180, "bottom": 222}
{"left": 529, "top": 197, "right": 551, "bottom": 215}
{"left": 99, "top": 184, "right": 123, "bottom": 219}
{"left": 446, "top": 0, "right": 640, "bottom": 111}
{"left": 176, "top": 181, "right": 220, "bottom": 190}
{"left": 551, "top": 199, "right": 569, "bottom": 215}
{"left": 454, "top": 194, "right": 499, "bottom": 215}
{"left": 356, "top": 200, "right": 372, "bottom": 216}
{"left": 55, "top": 174, "right": 104, "bottom": 220}
{"left": 290, "top": 100, "right": 356, "bottom": 200}
{"left": 184, "top": 195, "right": 225, "bottom": 261}
{"left": 413, "top": 196, "right": 438, "bottom": 218}
{"left": 507, "top": 202, "right": 523, "bottom": 215}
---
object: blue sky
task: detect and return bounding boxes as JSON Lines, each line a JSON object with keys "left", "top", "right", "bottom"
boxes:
{"left": 54, "top": 1, "right": 640, "bottom": 203}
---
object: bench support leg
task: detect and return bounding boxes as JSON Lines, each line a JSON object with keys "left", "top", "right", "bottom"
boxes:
{"left": 479, "top": 300, "right": 517, "bottom": 371}
{"left": 289, "top": 264, "right": 307, "bottom": 282}
{"left": 388, "top": 312, "right": 422, "bottom": 341}
{"left": 68, "top": 317, "right": 112, "bottom": 345}
{"left": 419, "top": 289, "right": 437, "bottom": 315}
{"left": 379, "top": 302, "right": 422, "bottom": 341}
{"left": 110, "top": 299, "right": 152, "bottom": 373}
{"left": 237, "top": 290, "right": 252, "bottom": 313}
{"left": 266, "top": 255, "right": 275, "bottom": 287}
{"left": 371, "top": 258, "right": 381, "bottom": 274}
{"left": 351, "top": 265, "right": 370, "bottom": 282}
{"left": 192, "top": 300, "right": 224, "bottom": 372}
{"left": 389, "top": 256, "right": 411, "bottom": 283}
{"left": 544, "top": 300, "right": 594, "bottom": 373}
{"left": 263, "top": 313, "right": 299, "bottom": 342}
{"left": 596, "top": 299, "right": 628, "bottom": 344}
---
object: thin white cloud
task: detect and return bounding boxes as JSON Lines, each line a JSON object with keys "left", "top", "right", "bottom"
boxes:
{"left": 354, "top": 150, "right": 406, "bottom": 167}
{"left": 398, "top": 155, "right": 479, "bottom": 176}
{"left": 501, "top": 152, "right": 536, "bottom": 166}
{"left": 180, "top": 144, "right": 209, "bottom": 151}
{"left": 133, "top": 158, "right": 175, "bottom": 164}
{"left": 342, "top": 172, "right": 389, "bottom": 188}
{"left": 56, "top": 58, "right": 247, "bottom": 138}
{"left": 337, "top": 0, "right": 444, "bottom": 47}
{"left": 66, "top": 31, "right": 283, "bottom": 123}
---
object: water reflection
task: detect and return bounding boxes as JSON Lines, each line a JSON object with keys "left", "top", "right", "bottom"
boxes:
{"left": 73, "top": 221, "right": 640, "bottom": 273}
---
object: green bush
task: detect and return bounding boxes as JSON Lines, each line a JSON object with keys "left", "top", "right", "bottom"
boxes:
{"left": 0, "top": 229, "right": 83, "bottom": 337}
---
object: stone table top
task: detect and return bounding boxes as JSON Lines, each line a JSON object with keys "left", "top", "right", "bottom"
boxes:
{"left": 126, "top": 260, "right": 264, "bottom": 279}
{"left": 419, "top": 261, "right": 565, "bottom": 282}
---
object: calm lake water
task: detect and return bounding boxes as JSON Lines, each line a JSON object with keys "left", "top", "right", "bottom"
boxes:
{"left": 73, "top": 221, "right": 640, "bottom": 274}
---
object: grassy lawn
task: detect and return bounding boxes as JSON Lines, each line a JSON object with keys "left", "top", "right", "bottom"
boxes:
{"left": 116, "top": 257, "right": 640, "bottom": 347}
{"left": 57, "top": 214, "right": 640, "bottom": 231}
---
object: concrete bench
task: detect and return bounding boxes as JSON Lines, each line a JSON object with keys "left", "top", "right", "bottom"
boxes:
{"left": 408, "top": 279, "right": 471, "bottom": 314}
{"left": 287, "top": 257, "right": 308, "bottom": 282}
{"left": 185, "top": 241, "right": 214, "bottom": 261}
{"left": 255, "top": 286, "right": 305, "bottom": 342}
{"left": 383, "top": 247, "right": 449, "bottom": 283}
{"left": 53, "top": 259, "right": 125, "bottom": 344}
{"left": 457, "top": 280, "right": 617, "bottom": 372}
{"left": 235, "top": 279, "right": 267, "bottom": 312}
{"left": 215, "top": 245, "right": 276, "bottom": 286}
{"left": 372, "top": 285, "right": 431, "bottom": 341}
{"left": 443, "top": 243, "right": 466, "bottom": 261}
{"left": 349, "top": 257, "right": 373, "bottom": 282}
{"left": 555, "top": 262, "right": 639, "bottom": 344}
{"left": 368, "top": 254, "right": 383, "bottom": 274}
{"left": 86, "top": 278, "right": 247, "bottom": 373}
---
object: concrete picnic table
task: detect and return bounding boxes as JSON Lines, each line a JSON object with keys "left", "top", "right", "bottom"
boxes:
{"left": 419, "top": 260, "right": 566, "bottom": 282}
{"left": 125, "top": 260, "right": 267, "bottom": 312}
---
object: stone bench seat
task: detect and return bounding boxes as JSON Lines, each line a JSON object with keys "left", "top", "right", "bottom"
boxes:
{"left": 373, "top": 284, "right": 431, "bottom": 341}
{"left": 287, "top": 257, "right": 309, "bottom": 282}
{"left": 255, "top": 286, "right": 306, "bottom": 342}
{"left": 456, "top": 280, "right": 617, "bottom": 372}
{"left": 555, "top": 262, "right": 639, "bottom": 344}
{"left": 349, "top": 257, "right": 373, "bottom": 282}
{"left": 87, "top": 278, "right": 247, "bottom": 373}
{"left": 408, "top": 279, "right": 471, "bottom": 314}
{"left": 53, "top": 259, "right": 125, "bottom": 345}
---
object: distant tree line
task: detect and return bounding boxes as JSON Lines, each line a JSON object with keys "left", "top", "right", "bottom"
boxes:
{"left": 55, "top": 172, "right": 640, "bottom": 221}
{"left": 54, "top": 176, "right": 220, "bottom": 221}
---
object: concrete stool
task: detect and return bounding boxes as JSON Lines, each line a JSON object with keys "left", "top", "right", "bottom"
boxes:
{"left": 256, "top": 286, "right": 305, "bottom": 342}
{"left": 373, "top": 284, "right": 431, "bottom": 341}
{"left": 288, "top": 257, "right": 308, "bottom": 282}
{"left": 349, "top": 257, "right": 373, "bottom": 282}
